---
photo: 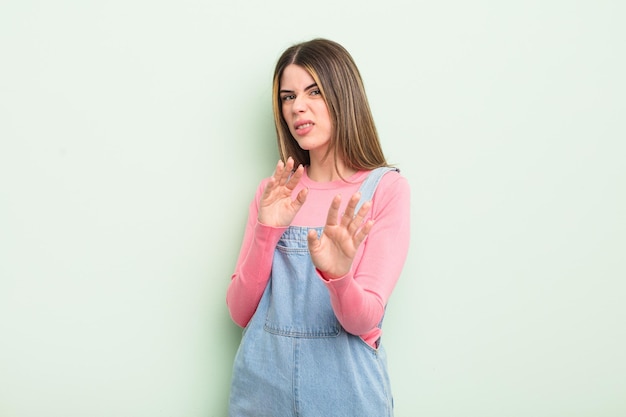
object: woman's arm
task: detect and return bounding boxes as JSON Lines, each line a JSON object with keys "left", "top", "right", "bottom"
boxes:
{"left": 226, "top": 182, "right": 287, "bottom": 327}
{"left": 227, "top": 159, "right": 308, "bottom": 327}
{"left": 320, "top": 173, "right": 411, "bottom": 335}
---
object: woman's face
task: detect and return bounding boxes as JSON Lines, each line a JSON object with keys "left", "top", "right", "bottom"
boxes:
{"left": 279, "top": 64, "right": 332, "bottom": 156}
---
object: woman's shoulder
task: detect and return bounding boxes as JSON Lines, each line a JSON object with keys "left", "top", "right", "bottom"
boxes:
{"left": 371, "top": 167, "right": 410, "bottom": 205}
{"left": 378, "top": 167, "right": 410, "bottom": 191}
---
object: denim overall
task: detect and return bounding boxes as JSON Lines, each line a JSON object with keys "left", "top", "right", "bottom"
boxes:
{"left": 229, "top": 167, "right": 398, "bottom": 417}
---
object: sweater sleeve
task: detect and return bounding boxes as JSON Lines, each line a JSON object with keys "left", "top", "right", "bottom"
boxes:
{"left": 320, "top": 173, "right": 411, "bottom": 342}
{"left": 226, "top": 180, "right": 287, "bottom": 327}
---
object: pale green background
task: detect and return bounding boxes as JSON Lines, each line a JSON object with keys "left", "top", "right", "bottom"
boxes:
{"left": 1, "top": 1, "right": 624, "bottom": 416}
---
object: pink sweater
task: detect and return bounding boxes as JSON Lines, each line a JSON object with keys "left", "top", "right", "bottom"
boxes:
{"left": 227, "top": 167, "right": 411, "bottom": 347}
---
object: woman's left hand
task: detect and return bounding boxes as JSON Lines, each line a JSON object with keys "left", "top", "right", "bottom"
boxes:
{"left": 307, "top": 192, "right": 373, "bottom": 279}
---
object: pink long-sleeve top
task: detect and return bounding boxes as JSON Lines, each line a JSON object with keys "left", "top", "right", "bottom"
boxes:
{"left": 226, "top": 167, "right": 410, "bottom": 348}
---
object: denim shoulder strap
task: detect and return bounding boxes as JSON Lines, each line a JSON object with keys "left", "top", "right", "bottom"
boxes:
{"left": 355, "top": 167, "right": 399, "bottom": 212}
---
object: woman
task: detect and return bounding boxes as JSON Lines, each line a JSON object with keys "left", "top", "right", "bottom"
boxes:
{"left": 227, "top": 38, "right": 410, "bottom": 416}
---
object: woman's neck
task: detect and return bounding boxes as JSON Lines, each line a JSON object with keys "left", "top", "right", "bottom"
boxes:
{"left": 306, "top": 155, "right": 357, "bottom": 182}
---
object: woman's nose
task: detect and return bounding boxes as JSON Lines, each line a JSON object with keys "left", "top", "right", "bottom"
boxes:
{"left": 292, "top": 95, "right": 307, "bottom": 112}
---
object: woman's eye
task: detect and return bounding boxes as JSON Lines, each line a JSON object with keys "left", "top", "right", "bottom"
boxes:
{"left": 281, "top": 94, "right": 295, "bottom": 102}
{"left": 310, "top": 89, "right": 321, "bottom": 96}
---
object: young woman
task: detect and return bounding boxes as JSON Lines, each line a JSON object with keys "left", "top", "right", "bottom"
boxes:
{"left": 227, "top": 38, "right": 410, "bottom": 416}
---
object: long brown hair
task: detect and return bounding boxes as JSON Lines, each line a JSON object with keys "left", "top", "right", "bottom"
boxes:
{"left": 272, "top": 39, "right": 388, "bottom": 174}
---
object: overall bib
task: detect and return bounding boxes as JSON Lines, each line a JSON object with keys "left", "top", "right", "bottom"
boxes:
{"left": 229, "top": 167, "right": 397, "bottom": 417}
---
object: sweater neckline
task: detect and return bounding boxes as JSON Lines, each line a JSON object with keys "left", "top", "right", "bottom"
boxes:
{"left": 300, "top": 166, "right": 370, "bottom": 190}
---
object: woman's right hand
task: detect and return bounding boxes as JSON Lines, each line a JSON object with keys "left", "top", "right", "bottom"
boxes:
{"left": 257, "top": 157, "right": 308, "bottom": 227}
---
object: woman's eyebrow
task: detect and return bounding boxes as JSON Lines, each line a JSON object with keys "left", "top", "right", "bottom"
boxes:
{"left": 279, "top": 83, "right": 318, "bottom": 94}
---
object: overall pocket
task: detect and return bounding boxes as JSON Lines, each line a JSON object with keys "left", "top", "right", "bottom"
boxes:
{"left": 264, "top": 229, "right": 340, "bottom": 338}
